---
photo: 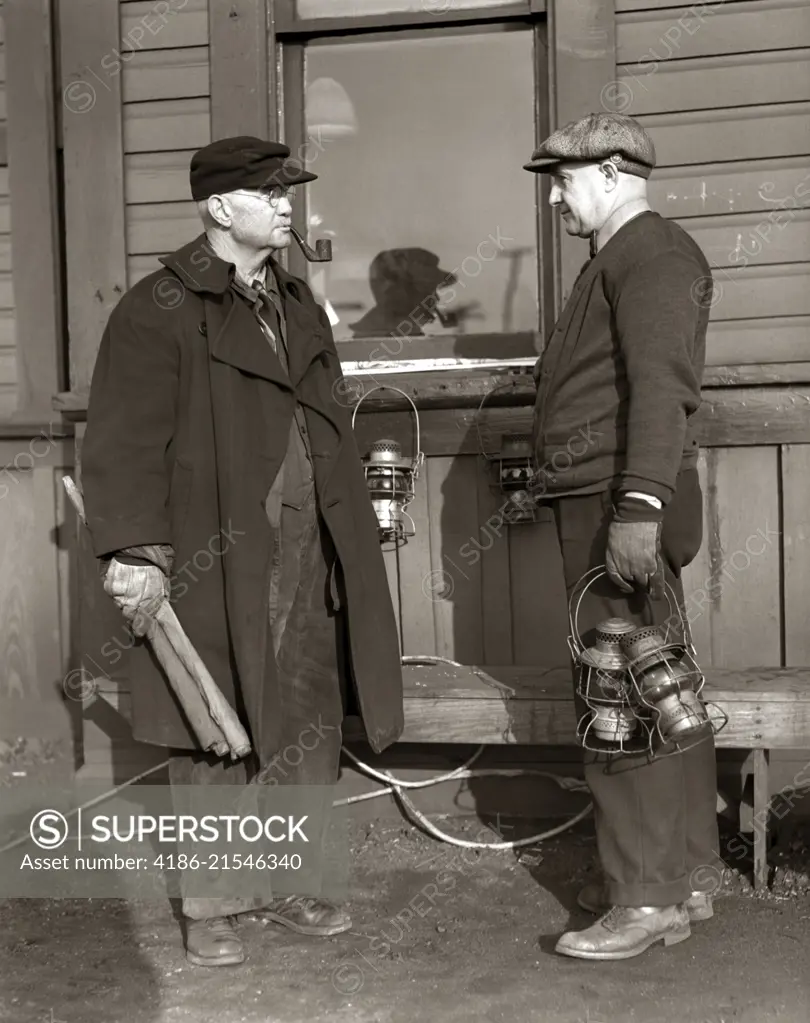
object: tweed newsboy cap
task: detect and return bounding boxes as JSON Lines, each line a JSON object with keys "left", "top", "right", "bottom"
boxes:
{"left": 524, "top": 112, "right": 656, "bottom": 179}
{"left": 190, "top": 136, "right": 317, "bottom": 200}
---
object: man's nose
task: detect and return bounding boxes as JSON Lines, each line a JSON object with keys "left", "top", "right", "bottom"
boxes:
{"left": 549, "top": 184, "right": 562, "bottom": 206}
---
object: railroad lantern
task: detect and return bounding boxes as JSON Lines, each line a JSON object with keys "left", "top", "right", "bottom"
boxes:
{"left": 351, "top": 385, "right": 424, "bottom": 548}
{"left": 574, "top": 618, "right": 641, "bottom": 752}
{"left": 621, "top": 626, "right": 711, "bottom": 744}
{"left": 568, "top": 566, "right": 726, "bottom": 757}
{"left": 475, "top": 383, "right": 540, "bottom": 526}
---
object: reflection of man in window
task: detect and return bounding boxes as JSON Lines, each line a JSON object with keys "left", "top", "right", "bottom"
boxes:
{"left": 349, "top": 248, "right": 457, "bottom": 338}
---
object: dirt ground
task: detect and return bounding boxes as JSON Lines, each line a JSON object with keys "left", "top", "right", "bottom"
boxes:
{"left": 2, "top": 804, "right": 810, "bottom": 1023}
{"left": 2, "top": 740, "right": 810, "bottom": 1022}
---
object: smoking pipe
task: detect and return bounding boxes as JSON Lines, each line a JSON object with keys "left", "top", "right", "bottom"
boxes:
{"left": 290, "top": 225, "right": 332, "bottom": 262}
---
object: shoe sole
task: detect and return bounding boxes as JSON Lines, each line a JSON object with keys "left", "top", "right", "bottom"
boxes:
{"left": 185, "top": 949, "right": 246, "bottom": 967}
{"left": 577, "top": 892, "right": 714, "bottom": 922}
{"left": 262, "top": 912, "right": 352, "bottom": 937}
{"left": 555, "top": 925, "right": 691, "bottom": 961}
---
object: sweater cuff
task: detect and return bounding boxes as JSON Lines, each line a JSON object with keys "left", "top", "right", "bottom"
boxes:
{"left": 619, "top": 474, "right": 674, "bottom": 506}
{"left": 614, "top": 492, "right": 666, "bottom": 523}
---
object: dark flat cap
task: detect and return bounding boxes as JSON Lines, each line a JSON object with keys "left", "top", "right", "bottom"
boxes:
{"left": 190, "top": 136, "right": 317, "bottom": 200}
{"left": 524, "top": 113, "right": 656, "bottom": 179}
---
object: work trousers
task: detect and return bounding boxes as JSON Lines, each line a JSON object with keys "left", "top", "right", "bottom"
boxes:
{"left": 550, "top": 469, "right": 720, "bottom": 907}
{"left": 169, "top": 490, "right": 346, "bottom": 920}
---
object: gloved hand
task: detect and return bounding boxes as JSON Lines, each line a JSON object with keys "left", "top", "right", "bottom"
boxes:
{"left": 606, "top": 521, "right": 665, "bottom": 600}
{"left": 605, "top": 491, "right": 667, "bottom": 598}
{"left": 103, "top": 558, "right": 168, "bottom": 637}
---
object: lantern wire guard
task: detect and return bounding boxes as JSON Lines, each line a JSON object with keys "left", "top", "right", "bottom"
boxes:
{"left": 474, "top": 380, "right": 539, "bottom": 524}
{"left": 351, "top": 385, "right": 424, "bottom": 549}
{"left": 568, "top": 566, "right": 728, "bottom": 758}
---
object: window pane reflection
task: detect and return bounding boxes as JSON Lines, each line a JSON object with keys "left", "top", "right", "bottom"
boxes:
{"left": 298, "top": 0, "right": 521, "bottom": 19}
{"left": 302, "top": 29, "right": 538, "bottom": 343}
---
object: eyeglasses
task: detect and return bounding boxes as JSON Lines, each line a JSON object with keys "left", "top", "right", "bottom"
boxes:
{"left": 230, "top": 186, "right": 296, "bottom": 207}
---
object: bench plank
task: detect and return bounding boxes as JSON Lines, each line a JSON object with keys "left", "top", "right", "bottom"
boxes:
{"left": 401, "top": 663, "right": 810, "bottom": 702}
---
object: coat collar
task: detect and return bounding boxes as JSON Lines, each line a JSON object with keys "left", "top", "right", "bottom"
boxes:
{"left": 164, "top": 234, "right": 331, "bottom": 392}
{"left": 160, "top": 233, "right": 313, "bottom": 308}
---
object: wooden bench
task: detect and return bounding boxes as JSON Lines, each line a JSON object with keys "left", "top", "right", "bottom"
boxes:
{"left": 353, "top": 663, "right": 810, "bottom": 890}
{"left": 83, "top": 664, "right": 810, "bottom": 890}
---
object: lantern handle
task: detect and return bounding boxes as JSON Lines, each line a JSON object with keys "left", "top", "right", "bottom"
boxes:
{"left": 350, "top": 384, "right": 424, "bottom": 472}
{"left": 567, "top": 566, "right": 693, "bottom": 658}
{"left": 474, "top": 380, "right": 525, "bottom": 462}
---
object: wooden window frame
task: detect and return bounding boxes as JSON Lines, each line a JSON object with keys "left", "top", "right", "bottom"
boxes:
{"left": 275, "top": 7, "right": 553, "bottom": 372}
{"left": 274, "top": 0, "right": 547, "bottom": 36}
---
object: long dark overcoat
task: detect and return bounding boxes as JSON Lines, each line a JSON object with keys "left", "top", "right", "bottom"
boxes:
{"left": 81, "top": 234, "right": 404, "bottom": 757}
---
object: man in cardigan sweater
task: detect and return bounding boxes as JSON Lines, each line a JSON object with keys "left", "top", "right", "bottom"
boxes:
{"left": 524, "top": 113, "right": 720, "bottom": 960}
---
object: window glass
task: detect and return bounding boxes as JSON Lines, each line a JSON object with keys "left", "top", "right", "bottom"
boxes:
{"left": 302, "top": 29, "right": 538, "bottom": 343}
{"left": 298, "top": 0, "right": 520, "bottom": 19}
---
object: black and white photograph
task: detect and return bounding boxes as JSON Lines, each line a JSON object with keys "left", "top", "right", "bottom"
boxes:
{"left": 0, "top": 1, "right": 809, "bottom": 1020}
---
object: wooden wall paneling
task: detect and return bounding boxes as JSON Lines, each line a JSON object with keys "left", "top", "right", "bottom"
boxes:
{"left": 681, "top": 447, "right": 713, "bottom": 662}
{"left": 475, "top": 455, "right": 514, "bottom": 664}
{"left": 781, "top": 444, "right": 810, "bottom": 665}
{"left": 0, "top": 471, "right": 40, "bottom": 701}
{"left": 350, "top": 388, "right": 810, "bottom": 457}
{"left": 397, "top": 454, "right": 437, "bottom": 658}
{"left": 690, "top": 447, "right": 781, "bottom": 668}
{"left": 125, "top": 151, "right": 197, "bottom": 204}
{"left": 548, "top": 0, "right": 616, "bottom": 309}
{"left": 0, "top": 465, "right": 64, "bottom": 705}
{"left": 120, "top": 0, "right": 208, "bottom": 51}
{"left": 5, "top": 0, "right": 63, "bottom": 417}
{"left": 508, "top": 508, "right": 569, "bottom": 667}
{"left": 425, "top": 455, "right": 484, "bottom": 664}
{"left": 122, "top": 46, "right": 209, "bottom": 103}
{"left": 616, "top": 1, "right": 810, "bottom": 63}
{"left": 0, "top": 308, "right": 13, "bottom": 344}
{"left": 127, "top": 201, "right": 198, "bottom": 254}
{"left": 706, "top": 319, "right": 810, "bottom": 368}
{"left": 617, "top": 50, "right": 810, "bottom": 116}
{"left": 709, "top": 265, "right": 810, "bottom": 321}
{"left": 60, "top": 0, "right": 127, "bottom": 394}
{"left": 29, "top": 464, "right": 65, "bottom": 699}
{"left": 0, "top": 268, "right": 14, "bottom": 308}
{"left": 648, "top": 157, "right": 810, "bottom": 220}
{"left": 209, "top": 0, "right": 269, "bottom": 140}
{"left": 678, "top": 210, "right": 810, "bottom": 270}
{"left": 127, "top": 254, "right": 163, "bottom": 287}
{"left": 123, "top": 97, "right": 211, "bottom": 153}
{"left": 54, "top": 466, "right": 76, "bottom": 688}
{"left": 638, "top": 104, "right": 810, "bottom": 168}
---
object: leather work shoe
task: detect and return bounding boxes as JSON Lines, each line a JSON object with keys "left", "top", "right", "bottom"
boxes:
{"left": 184, "top": 916, "right": 245, "bottom": 967}
{"left": 577, "top": 881, "right": 714, "bottom": 921}
{"left": 555, "top": 904, "right": 691, "bottom": 960}
{"left": 259, "top": 896, "right": 352, "bottom": 936}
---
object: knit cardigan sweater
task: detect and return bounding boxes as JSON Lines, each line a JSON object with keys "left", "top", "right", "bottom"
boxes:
{"left": 532, "top": 211, "right": 712, "bottom": 506}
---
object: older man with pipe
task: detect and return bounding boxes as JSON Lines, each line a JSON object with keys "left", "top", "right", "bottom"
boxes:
{"left": 523, "top": 113, "right": 720, "bottom": 959}
{"left": 81, "top": 137, "right": 404, "bottom": 967}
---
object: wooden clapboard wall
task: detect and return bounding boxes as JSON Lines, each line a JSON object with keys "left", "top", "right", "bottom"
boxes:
{"left": 122, "top": 0, "right": 211, "bottom": 287}
{"left": 616, "top": 0, "right": 810, "bottom": 367}
{"left": 0, "top": 5, "right": 15, "bottom": 419}
{"left": 611, "top": 0, "right": 810, "bottom": 670}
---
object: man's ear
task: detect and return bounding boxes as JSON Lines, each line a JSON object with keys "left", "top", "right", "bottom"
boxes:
{"left": 599, "top": 160, "right": 620, "bottom": 192}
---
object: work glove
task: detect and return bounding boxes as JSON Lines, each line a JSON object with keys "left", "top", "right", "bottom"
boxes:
{"left": 103, "top": 558, "right": 169, "bottom": 637}
{"left": 605, "top": 493, "right": 666, "bottom": 600}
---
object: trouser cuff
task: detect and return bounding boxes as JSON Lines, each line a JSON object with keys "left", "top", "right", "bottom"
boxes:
{"left": 608, "top": 877, "right": 691, "bottom": 907}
